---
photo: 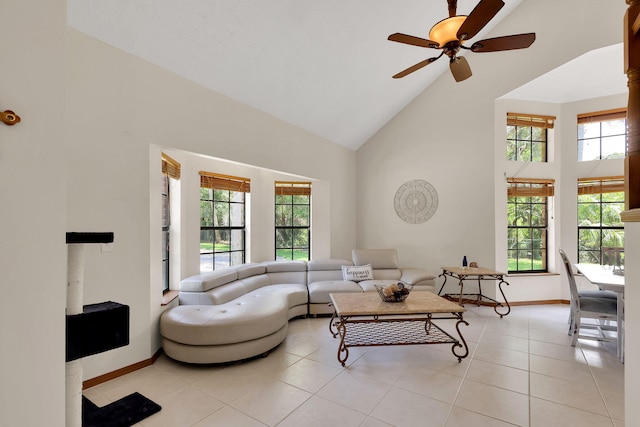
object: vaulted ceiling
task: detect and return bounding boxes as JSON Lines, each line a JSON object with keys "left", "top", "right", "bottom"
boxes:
{"left": 67, "top": 0, "right": 626, "bottom": 150}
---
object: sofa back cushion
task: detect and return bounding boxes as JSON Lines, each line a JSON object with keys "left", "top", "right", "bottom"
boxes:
{"left": 352, "top": 249, "right": 401, "bottom": 280}
{"left": 307, "top": 259, "right": 353, "bottom": 283}
{"left": 263, "top": 260, "right": 307, "bottom": 285}
{"left": 206, "top": 281, "right": 248, "bottom": 305}
{"left": 237, "top": 274, "right": 272, "bottom": 294}
{"left": 180, "top": 269, "right": 238, "bottom": 292}
{"left": 352, "top": 249, "right": 399, "bottom": 269}
{"left": 235, "top": 263, "right": 266, "bottom": 279}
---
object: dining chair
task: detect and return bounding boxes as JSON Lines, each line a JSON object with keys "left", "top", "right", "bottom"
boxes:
{"left": 559, "top": 249, "right": 618, "bottom": 346}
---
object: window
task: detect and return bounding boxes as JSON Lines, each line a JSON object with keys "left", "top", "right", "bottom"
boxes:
{"left": 506, "top": 112, "right": 555, "bottom": 162}
{"left": 578, "top": 108, "right": 627, "bottom": 161}
{"left": 577, "top": 176, "right": 625, "bottom": 264}
{"left": 161, "top": 153, "right": 180, "bottom": 292}
{"left": 200, "top": 172, "right": 249, "bottom": 271}
{"left": 507, "top": 178, "right": 554, "bottom": 273}
{"left": 275, "top": 181, "right": 311, "bottom": 261}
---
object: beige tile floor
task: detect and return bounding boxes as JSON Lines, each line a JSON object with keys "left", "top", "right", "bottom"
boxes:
{"left": 84, "top": 304, "right": 624, "bottom": 427}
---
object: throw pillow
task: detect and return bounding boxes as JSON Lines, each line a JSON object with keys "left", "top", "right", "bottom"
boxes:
{"left": 342, "top": 264, "right": 374, "bottom": 282}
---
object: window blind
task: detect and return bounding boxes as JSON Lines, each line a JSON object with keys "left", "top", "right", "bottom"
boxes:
{"left": 507, "top": 112, "right": 555, "bottom": 129}
{"left": 200, "top": 172, "right": 251, "bottom": 192}
{"left": 578, "top": 176, "right": 625, "bottom": 195}
{"left": 507, "top": 178, "right": 555, "bottom": 197}
{"left": 577, "top": 108, "right": 627, "bottom": 124}
{"left": 275, "top": 181, "right": 312, "bottom": 196}
{"left": 161, "top": 153, "right": 181, "bottom": 179}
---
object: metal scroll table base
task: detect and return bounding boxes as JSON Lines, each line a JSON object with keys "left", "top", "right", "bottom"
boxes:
{"left": 329, "top": 312, "right": 469, "bottom": 367}
{"left": 438, "top": 270, "right": 511, "bottom": 318}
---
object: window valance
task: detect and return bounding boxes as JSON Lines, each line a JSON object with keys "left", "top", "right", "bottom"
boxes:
{"left": 578, "top": 176, "right": 625, "bottom": 195}
{"left": 162, "top": 153, "right": 181, "bottom": 179}
{"left": 507, "top": 112, "right": 555, "bottom": 129}
{"left": 200, "top": 172, "right": 251, "bottom": 193}
{"left": 275, "top": 181, "right": 312, "bottom": 196}
{"left": 507, "top": 178, "right": 555, "bottom": 197}
{"left": 577, "top": 108, "right": 626, "bottom": 124}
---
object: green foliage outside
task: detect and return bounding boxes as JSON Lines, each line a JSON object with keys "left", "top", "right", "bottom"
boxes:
{"left": 577, "top": 192, "right": 624, "bottom": 263}
{"left": 507, "top": 194, "right": 547, "bottom": 272}
{"left": 508, "top": 258, "right": 544, "bottom": 271}
{"left": 276, "top": 249, "right": 310, "bottom": 261}
{"left": 200, "top": 243, "right": 230, "bottom": 252}
{"left": 507, "top": 125, "right": 546, "bottom": 162}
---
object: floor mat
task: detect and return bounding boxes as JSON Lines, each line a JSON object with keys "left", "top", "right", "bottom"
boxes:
{"left": 82, "top": 392, "right": 161, "bottom": 427}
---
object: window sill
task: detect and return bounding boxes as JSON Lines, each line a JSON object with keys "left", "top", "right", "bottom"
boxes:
{"left": 161, "top": 290, "right": 179, "bottom": 306}
{"left": 506, "top": 272, "right": 560, "bottom": 277}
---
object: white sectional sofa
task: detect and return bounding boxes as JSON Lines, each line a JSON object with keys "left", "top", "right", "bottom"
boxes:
{"left": 160, "top": 249, "right": 435, "bottom": 364}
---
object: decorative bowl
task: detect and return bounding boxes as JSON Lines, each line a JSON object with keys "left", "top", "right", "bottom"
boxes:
{"left": 374, "top": 283, "right": 413, "bottom": 303}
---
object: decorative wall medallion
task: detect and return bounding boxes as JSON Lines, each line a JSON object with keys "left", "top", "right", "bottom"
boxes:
{"left": 394, "top": 179, "right": 438, "bottom": 224}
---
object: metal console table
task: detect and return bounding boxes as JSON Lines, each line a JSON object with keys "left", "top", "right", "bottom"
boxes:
{"left": 438, "top": 266, "right": 511, "bottom": 317}
{"left": 329, "top": 291, "right": 469, "bottom": 366}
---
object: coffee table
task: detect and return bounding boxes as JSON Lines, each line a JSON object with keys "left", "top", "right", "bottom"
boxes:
{"left": 329, "top": 291, "right": 469, "bottom": 366}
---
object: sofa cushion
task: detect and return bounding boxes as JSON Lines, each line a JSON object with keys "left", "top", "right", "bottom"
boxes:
{"left": 161, "top": 287, "right": 296, "bottom": 346}
{"left": 307, "top": 280, "right": 362, "bottom": 303}
{"left": 342, "top": 264, "right": 374, "bottom": 282}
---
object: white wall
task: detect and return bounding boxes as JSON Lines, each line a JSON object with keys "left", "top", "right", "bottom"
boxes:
{"left": 357, "top": 0, "right": 627, "bottom": 297}
{"left": 624, "top": 221, "right": 640, "bottom": 423}
{"left": 66, "top": 28, "right": 356, "bottom": 379}
{"left": 0, "top": 1, "right": 67, "bottom": 426}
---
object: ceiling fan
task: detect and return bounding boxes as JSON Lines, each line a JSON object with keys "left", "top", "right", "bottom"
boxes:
{"left": 388, "top": 0, "right": 535, "bottom": 82}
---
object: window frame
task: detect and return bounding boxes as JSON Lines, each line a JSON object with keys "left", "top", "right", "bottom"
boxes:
{"left": 577, "top": 176, "right": 625, "bottom": 265}
{"left": 506, "top": 178, "right": 553, "bottom": 273}
{"left": 506, "top": 112, "right": 554, "bottom": 162}
{"left": 161, "top": 153, "right": 180, "bottom": 293}
{"left": 577, "top": 108, "right": 627, "bottom": 162}
{"left": 199, "top": 172, "right": 249, "bottom": 272}
{"left": 274, "top": 181, "right": 311, "bottom": 261}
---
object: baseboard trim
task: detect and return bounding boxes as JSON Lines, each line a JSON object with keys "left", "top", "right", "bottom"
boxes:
{"left": 509, "top": 299, "right": 569, "bottom": 306}
{"left": 82, "top": 349, "right": 163, "bottom": 390}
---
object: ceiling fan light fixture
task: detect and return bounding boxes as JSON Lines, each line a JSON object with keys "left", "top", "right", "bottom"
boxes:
{"left": 429, "top": 15, "right": 467, "bottom": 47}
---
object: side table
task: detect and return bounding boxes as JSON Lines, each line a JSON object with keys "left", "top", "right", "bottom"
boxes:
{"left": 438, "top": 266, "right": 510, "bottom": 317}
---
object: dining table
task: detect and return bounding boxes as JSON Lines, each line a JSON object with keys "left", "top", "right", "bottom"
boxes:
{"left": 575, "top": 263, "right": 625, "bottom": 361}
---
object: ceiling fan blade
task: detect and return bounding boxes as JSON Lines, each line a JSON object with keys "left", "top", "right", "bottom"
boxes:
{"left": 388, "top": 33, "right": 439, "bottom": 49}
{"left": 470, "top": 33, "right": 536, "bottom": 52}
{"left": 449, "top": 56, "right": 472, "bottom": 82}
{"left": 457, "top": 0, "right": 505, "bottom": 41}
{"left": 393, "top": 57, "right": 440, "bottom": 79}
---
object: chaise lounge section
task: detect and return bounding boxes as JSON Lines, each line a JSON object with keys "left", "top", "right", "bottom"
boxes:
{"left": 160, "top": 249, "right": 436, "bottom": 364}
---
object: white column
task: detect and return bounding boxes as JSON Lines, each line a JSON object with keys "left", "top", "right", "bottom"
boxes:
{"left": 66, "top": 244, "right": 85, "bottom": 427}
